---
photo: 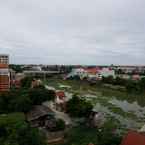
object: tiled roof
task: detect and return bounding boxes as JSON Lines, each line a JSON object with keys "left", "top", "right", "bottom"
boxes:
{"left": 26, "top": 105, "right": 54, "bottom": 122}
{"left": 56, "top": 91, "right": 65, "bottom": 98}
{"left": 120, "top": 131, "right": 145, "bottom": 145}
{"left": 84, "top": 67, "right": 101, "bottom": 74}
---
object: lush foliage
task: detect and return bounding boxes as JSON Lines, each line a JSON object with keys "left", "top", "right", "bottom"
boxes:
{"left": 0, "top": 113, "right": 47, "bottom": 145}
{"left": 28, "top": 88, "right": 55, "bottom": 105}
{"left": 21, "top": 77, "right": 33, "bottom": 88}
{"left": 102, "top": 76, "right": 145, "bottom": 93}
{"left": 9, "top": 64, "right": 23, "bottom": 73}
{"left": 0, "top": 77, "right": 57, "bottom": 145}
{"left": 64, "top": 119, "right": 121, "bottom": 145}
{"left": 126, "top": 78, "right": 145, "bottom": 93}
{"left": 0, "top": 90, "right": 32, "bottom": 113}
{"left": 66, "top": 95, "right": 93, "bottom": 117}
{"left": 102, "top": 76, "right": 127, "bottom": 86}
{"left": 55, "top": 119, "right": 65, "bottom": 131}
{"left": 50, "top": 119, "right": 66, "bottom": 132}
{"left": 0, "top": 87, "right": 55, "bottom": 113}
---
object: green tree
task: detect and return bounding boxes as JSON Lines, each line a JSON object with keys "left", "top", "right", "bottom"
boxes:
{"left": 97, "top": 119, "right": 121, "bottom": 145}
{"left": 139, "top": 77, "right": 145, "bottom": 92}
{"left": 66, "top": 95, "right": 93, "bottom": 117}
{"left": 102, "top": 76, "right": 114, "bottom": 84}
{"left": 0, "top": 113, "right": 47, "bottom": 145}
{"left": 21, "top": 77, "right": 33, "bottom": 88}
{"left": 29, "top": 88, "right": 55, "bottom": 105}
{"left": 126, "top": 80, "right": 140, "bottom": 93}
{"left": 55, "top": 119, "right": 65, "bottom": 131}
{"left": 9, "top": 94, "right": 32, "bottom": 113}
{"left": 114, "top": 77, "right": 126, "bottom": 86}
{"left": 9, "top": 65, "right": 23, "bottom": 73}
{"left": 0, "top": 90, "right": 32, "bottom": 113}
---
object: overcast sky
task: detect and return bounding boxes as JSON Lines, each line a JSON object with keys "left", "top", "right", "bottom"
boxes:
{"left": 0, "top": 0, "right": 145, "bottom": 65}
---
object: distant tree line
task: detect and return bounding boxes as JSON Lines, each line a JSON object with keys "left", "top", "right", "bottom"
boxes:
{"left": 9, "top": 64, "right": 23, "bottom": 73}
{"left": 102, "top": 76, "right": 145, "bottom": 93}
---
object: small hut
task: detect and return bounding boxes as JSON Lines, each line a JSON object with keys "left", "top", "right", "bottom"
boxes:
{"left": 26, "top": 105, "right": 55, "bottom": 128}
{"left": 88, "top": 111, "right": 104, "bottom": 128}
{"left": 55, "top": 91, "right": 66, "bottom": 111}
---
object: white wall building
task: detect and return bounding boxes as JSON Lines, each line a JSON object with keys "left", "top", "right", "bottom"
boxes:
{"left": 67, "top": 68, "right": 88, "bottom": 79}
{"left": 98, "top": 68, "right": 115, "bottom": 78}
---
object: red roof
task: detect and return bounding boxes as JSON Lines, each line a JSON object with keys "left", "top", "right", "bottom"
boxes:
{"left": 56, "top": 91, "right": 65, "bottom": 99}
{"left": 120, "top": 131, "right": 145, "bottom": 145}
{"left": 85, "top": 67, "right": 101, "bottom": 74}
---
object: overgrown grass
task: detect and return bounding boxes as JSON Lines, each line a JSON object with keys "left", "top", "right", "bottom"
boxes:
{"left": 44, "top": 77, "right": 145, "bottom": 132}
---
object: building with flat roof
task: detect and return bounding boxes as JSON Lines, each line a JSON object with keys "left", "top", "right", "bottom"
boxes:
{"left": 0, "top": 54, "right": 10, "bottom": 91}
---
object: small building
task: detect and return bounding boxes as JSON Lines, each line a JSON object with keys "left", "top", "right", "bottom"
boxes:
{"left": 10, "top": 80, "right": 21, "bottom": 89}
{"left": 10, "top": 73, "right": 25, "bottom": 89}
{"left": 87, "top": 111, "right": 104, "bottom": 128}
{"left": 120, "top": 131, "right": 145, "bottom": 145}
{"left": 118, "top": 74, "right": 130, "bottom": 80}
{"left": 99, "top": 68, "right": 115, "bottom": 78}
{"left": 132, "top": 75, "right": 140, "bottom": 81}
{"left": 31, "top": 79, "right": 42, "bottom": 88}
{"left": 67, "top": 68, "right": 88, "bottom": 80}
{"left": 85, "top": 67, "right": 101, "bottom": 80}
{"left": 26, "top": 105, "right": 55, "bottom": 128}
{"left": 55, "top": 91, "right": 66, "bottom": 112}
{"left": 67, "top": 67, "right": 115, "bottom": 81}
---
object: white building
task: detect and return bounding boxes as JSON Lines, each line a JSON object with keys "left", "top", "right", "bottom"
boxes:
{"left": 67, "top": 67, "right": 115, "bottom": 80}
{"left": 98, "top": 68, "right": 115, "bottom": 78}
{"left": 67, "top": 68, "right": 88, "bottom": 79}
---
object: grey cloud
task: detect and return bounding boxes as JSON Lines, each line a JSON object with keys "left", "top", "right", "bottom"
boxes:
{"left": 0, "top": 0, "right": 145, "bottom": 65}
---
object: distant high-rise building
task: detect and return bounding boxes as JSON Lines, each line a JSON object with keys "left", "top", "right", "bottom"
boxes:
{"left": 0, "top": 54, "right": 10, "bottom": 91}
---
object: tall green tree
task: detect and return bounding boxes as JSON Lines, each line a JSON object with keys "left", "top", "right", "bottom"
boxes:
{"left": 66, "top": 95, "right": 93, "bottom": 117}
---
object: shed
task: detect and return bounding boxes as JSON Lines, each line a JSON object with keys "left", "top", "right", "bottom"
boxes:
{"left": 26, "top": 105, "right": 54, "bottom": 127}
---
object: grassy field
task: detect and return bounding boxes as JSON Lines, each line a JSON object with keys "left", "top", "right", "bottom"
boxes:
{"left": 44, "top": 77, "right": 145, "bottom": 133}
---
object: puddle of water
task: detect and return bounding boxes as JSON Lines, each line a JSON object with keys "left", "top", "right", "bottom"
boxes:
{"left": 85, "top": 94, "right": 98, "bottom": 99}
{"left": 59, "top": 84, "right": 71, "bottom": 89}
{"left": 109, "top": 99, "right": 145, "bottom": 119}
{"left": 45, "top": 85, "right": 56, "bottom": 91}
{"left": 94, "top": 103, "right": 142, "bottom": 130}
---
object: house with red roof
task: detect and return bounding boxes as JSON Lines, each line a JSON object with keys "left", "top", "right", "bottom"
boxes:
{"left": 120, "top": 131, "right": 145, "bottom": 145}
{"left": 67, "top": 67, "right": 115, "bottom": 81}
{"left": 98, "top": 68, "right": 115, "bottom": 78}
{"left": 84, "top": 67, "right": 100, "bottom": 75}
{"left": 55, "top": 91, "right": 66, "bottom": 111}
{"left": 67, "top": 68, "right": 88, "bottom": 79}
{"left": 84, "top": 67, "right": 102, "bottom": 80}
{"left": 56, "top": 91, "right": 66, "bottom": 101}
